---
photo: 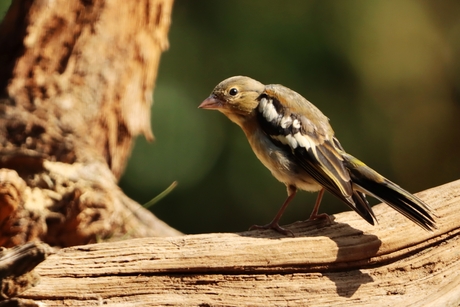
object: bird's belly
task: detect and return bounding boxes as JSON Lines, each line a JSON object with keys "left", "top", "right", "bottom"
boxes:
{"left": 248, "top": 130, "right": 322, "bottom": 192}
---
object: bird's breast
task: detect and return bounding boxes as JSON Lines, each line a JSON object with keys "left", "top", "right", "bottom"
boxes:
{"left": 244, "top": 126, "right": 322, "bottom": 192}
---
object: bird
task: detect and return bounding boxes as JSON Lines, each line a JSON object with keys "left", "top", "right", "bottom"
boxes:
{"left": 198, "top": 76, "right": 437, "bottom": 235}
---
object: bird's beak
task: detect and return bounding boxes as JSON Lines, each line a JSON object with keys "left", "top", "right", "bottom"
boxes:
{"left": 198, "top": 95, "right": 223, "bottom": 110}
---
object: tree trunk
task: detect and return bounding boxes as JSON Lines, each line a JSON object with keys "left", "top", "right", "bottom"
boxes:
{"left": 12, "top": 179, "right": 460, "bottom": 306}
{"left": 0, "top": 0, "right": 181, "bottom": 248}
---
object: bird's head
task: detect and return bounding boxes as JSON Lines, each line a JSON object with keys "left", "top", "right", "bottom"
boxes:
{"left": 199, "top": 76, "right": 265, "bottom": 125}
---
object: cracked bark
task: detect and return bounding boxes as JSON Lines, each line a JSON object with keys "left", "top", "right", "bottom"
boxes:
{"left": 0, "top": 0, "right": 180, "bottom": 248}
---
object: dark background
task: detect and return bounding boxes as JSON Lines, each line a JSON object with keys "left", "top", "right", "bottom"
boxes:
{"left": 2, "top": 1, "right": 460, "bottom": 234}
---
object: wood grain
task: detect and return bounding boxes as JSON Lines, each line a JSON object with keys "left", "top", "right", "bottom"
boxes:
{"left": 18, "top": 180, "right": 460, "bottom": 306}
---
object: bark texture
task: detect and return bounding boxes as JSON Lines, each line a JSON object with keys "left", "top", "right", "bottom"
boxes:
{"left": 0, "top": 241, "right": 52, "bottom": 299}
{"left": 13, "top": 180, "right": 460, "bottom": 306}
{"left": 0, "top": 0, "right": 181, "bottom": 248}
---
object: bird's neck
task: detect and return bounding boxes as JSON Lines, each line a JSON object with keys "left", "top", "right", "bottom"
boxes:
{"left": 233, "top": 113, "right": 260, "bottom": 140}
{"left": 221, "top": 109, "right": 257, "bottom": 130}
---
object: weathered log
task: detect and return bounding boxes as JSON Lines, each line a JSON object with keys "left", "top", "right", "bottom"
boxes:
{"left": 14, "top": 179, "right": 460, "bottom": 306}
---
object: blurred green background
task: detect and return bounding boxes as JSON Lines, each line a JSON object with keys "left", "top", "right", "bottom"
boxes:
{"left": 2, "top": 1, "right": 460, "bottom": 234}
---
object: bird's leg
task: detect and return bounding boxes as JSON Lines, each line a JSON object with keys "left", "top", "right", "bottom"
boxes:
{"left": 308, "top": 188, "right": 331, "bottom": 222}
{"left": 249, "top": 185, "right": 297, "bottom": 236}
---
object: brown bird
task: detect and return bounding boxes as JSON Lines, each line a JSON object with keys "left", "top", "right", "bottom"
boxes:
{"left": 199, "top": 76, "right": 436, "bottom": 235}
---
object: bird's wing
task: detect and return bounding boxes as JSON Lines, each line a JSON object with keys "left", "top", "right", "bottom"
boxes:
{"left": 258, "top": 85, "right": 355, "bottom": 205}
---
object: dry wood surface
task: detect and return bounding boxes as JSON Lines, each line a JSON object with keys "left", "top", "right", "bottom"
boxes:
{"left": 15, "top": 179, "right": 460, "bottom": 306}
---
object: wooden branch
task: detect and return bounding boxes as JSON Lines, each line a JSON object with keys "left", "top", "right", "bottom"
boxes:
{"left": 15, "top": 180, "right": 460, "bottom": 306}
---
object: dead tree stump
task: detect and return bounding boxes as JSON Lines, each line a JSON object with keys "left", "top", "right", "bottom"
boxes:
{"left": 0, "top": 0, "right": 180, "bottom": 248}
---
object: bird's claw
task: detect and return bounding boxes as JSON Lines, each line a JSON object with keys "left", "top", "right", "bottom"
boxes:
{"left": 249, "top": 223, "right": 295, "bottom": 237}
{"left": 308, "top": 213, "right": 332, "bottom": 224}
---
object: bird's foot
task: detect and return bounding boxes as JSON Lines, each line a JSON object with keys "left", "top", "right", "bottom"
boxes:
{"left": 308, "top": 213, "right": 332, "bottom": 224}
{"left": 249, "top": 223, "right": 294, "bottom": 237}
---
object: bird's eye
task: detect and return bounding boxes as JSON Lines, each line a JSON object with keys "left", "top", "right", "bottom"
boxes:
{"left": 229, "top": 88, "right": 239, "bottom": 96}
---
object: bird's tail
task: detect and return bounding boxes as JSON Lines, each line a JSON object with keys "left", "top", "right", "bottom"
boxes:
{"left": 342, "top": 153, "right": 437, "bottom": 231}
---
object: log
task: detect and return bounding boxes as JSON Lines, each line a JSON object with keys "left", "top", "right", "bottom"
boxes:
{"left": 14, "top": 179, "right": 460, "bottom": 306}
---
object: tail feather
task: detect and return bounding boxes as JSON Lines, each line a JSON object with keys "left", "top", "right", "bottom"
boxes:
{"left": 354, "top": 178, "right": 436, "bottom": 231}
{"left": 342, "top": 153, "right": 437, "bottom": 231}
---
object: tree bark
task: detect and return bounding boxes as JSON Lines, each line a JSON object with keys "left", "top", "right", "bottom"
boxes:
{"left": 0, "top": 241, "right": 52, "bottom": 300}
{"left": 0, "top": 0, "right": 181, "bottom": 248}
{"left": 12, "top": 179, "right": 460, "bottom": 306}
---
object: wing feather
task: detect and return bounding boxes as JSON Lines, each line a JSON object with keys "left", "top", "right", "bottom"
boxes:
{"left": 258, "top": 86, "right": 355, "bottom": 205}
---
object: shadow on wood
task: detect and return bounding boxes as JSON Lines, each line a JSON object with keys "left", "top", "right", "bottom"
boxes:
{"left": 15, "top": 179, "right": 460, "bottom": 306}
